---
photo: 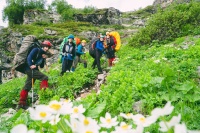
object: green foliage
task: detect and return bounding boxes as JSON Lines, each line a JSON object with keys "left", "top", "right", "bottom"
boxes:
{"left": 129, "top": 2, "right": 200, "bottom": 46}
{"left": 97, "top": 36, "right": 200, "bottom": 129}
{"left": 3, "top": 0, "right": 46, "bottom": 26}
{"left": 122, "top": 5, "right": 154, "bottom": 18}
{"left": 51, "top": 0, "right": 75, "bottom": 21}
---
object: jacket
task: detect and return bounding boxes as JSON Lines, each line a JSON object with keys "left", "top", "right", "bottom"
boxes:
{"left": 95, "top": 40, "right": 104, "bottom": 52}
{"left": 26, "top": 48, "right": 46, "bottom": 71}
{"left": 62, "top": 41, "right": 76, "bottom": 60}
{"left": 76, "top": 44, "right": 84, "bottom": 56}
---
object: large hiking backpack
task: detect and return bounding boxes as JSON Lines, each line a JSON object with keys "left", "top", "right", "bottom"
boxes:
{"left": 109, "top": 31, "right": 121, "bottom": 51}
{"left": 89, "top": 37, "right": 99, "bottom": 58}
{"left": 12, "top": 35, "right": 41, "bottom": 74}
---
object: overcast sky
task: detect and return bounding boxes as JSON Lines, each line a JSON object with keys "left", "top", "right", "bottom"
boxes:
{"left": 0, "top": 0, "right": 154, "bottom": 27}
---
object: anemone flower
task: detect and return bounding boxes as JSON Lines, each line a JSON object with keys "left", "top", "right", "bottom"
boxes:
{"left": 10, "top": 124, "right": 35, "bottom": 133}
{"left": 99, "top": 112, "right": 118, "bottom": 128}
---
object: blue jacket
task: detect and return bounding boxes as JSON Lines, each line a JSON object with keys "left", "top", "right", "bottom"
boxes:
{"left": 76, "top": 44, "right": 84, "bottom": 56}
{"left": 95, "top": 40, "right": 104, "bottom": 52}
{"left": 26, "top": 48, "right": 45, "bottom": 71}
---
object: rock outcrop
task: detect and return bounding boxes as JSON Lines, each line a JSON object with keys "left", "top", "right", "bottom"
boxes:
{"left": 74, "top": 7, "right": 121, "bottom": 25}
{"left": 23, "top": 10, "right": 61, "bottom": 25}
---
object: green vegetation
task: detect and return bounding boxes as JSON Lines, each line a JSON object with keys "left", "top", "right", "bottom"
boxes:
{"left": 3, "top": 0, "right": 46, "bottom": 26}
{"left": 122, "top": 5, "right": 154, "bottom": 18}
{"left": 130, "top": 2, "right": 200, "bottom": 46}
{"left": 1, "top": 1, "right": 200, "bottom": 132}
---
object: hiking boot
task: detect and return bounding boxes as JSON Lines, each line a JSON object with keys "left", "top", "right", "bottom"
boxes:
{"left": 98, "top": 70, "right": 103, "bottom": 74}
{"left": 16, "top": 104, "right": 29, "bottom": 110}
{"left": 84, "top": 63, "right": 87, "bottom": 68}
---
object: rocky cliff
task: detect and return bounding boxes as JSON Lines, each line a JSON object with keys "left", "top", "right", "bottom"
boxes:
{"left": 74, "top": 7, "right": 121, "bottom": 25}
{"left": 23, "top": 9, "right": 61, "bottom": 24}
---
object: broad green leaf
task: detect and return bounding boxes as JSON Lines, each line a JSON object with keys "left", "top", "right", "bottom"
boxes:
{"left": 176, "top": 81, "right": 193, "bottom": 94}
{"left": 85, "top": 101, "right": 106, "bottom": 119}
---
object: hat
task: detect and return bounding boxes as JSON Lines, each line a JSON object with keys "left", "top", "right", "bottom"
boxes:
{"left": 82, "top": 40, "right": 86, "bottom": 43}
{"left": 100, "top": 35, "right": 104, "bottom": 38}
{"left": 68, "top": 34, "right": 74, "bottom": 39}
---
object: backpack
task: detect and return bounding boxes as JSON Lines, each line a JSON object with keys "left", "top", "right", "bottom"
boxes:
{"left": 74, "top": 37, "right": 81, "bottom": 45}
{"left": 89, "top": 37, "right": 99, "bottom": 58}
{"left": 109, "top": 31, "right": 121, "bottom": 51}
{"left": 12, "top": 35, "right": 41, "bottom": 74}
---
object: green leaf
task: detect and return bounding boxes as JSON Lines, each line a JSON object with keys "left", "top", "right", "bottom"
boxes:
{"left": 150, "top": 77, "right": 164, "bottom": 85}
{"left": 176, "top": 81, "right": 193, "bottom": 94}
{"left": 85, "top": 101, "right": 106, "bottom": 119}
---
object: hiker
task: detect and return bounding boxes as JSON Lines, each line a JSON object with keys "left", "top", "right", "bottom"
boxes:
{"left": 60, "top": 34, "right": 76, "bottom": 75}
{"left": 105, "top": 31, "right": 116, "bottom": 67}
{"left": 17, "top": 40, "right": 52, "bottom": 109}
{"left": 71, "top": 40, "right": 87, "bottom": 71}
{"left": 91, "top": 35, "right": 105, "bottom": 73}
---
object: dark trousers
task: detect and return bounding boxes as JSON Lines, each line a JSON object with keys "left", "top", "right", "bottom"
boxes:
{"left": 24, "top": 69, "right": 48, "bottom": 91}
{"left": 92, "top": 49, "right": 102, "bottom": 72}
{"left": 72, "top": 56, "right": 87, "bottom": 68}
{"left": 61, "top": 59, "right": 73, "bottom": 74}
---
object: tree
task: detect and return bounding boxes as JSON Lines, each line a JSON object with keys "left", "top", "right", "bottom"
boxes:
{"left": 51, "top": 0, "right": 75, "bottom": 21}
{"left": 3, "top": 0, "right": 46, "bottom": 26}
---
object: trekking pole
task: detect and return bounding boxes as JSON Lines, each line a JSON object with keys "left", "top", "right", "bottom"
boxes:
{"left": 31, "top": 70, "right": 34, "bottom": 107}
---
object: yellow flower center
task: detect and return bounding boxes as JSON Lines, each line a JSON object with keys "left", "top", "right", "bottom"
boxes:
{"left": 122, "top": 124, "right": 128, "bottom": 130}
{"left": 106, "top": 118, "right": 111, "bottom": 123}
{"left": 85, "top": 131, "right": 93, "bottom": 133}
{"left": 40, "top": 112, "right": 47, "bottom": 118}
{"left": 126, "top": 113, "right": 131, "bottom": 117}
{"left": 65, "top": 99, "right": 69, "bottom": 103}
{"left": 73, "top": 123, "right": 77, "bottom": 128}
{"left": 140, "top": 117, "right": 146, "bottom": 123}
{"left": 73, "top": 108, "right": 79, "bottom": 113}
{"left": 50, "top": 104, "right": 61, "bottom": 111}
{"left": 84, "top": 118, "right": 90, "bottom": 125}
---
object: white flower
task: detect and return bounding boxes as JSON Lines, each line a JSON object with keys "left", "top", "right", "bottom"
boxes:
{"left": 162, "top": 57, "right": 168, "bottom": 61}
{"left": 71, "top": 105, "right": 86, "bottom": 118}
{"left": 48, "top": 100, "right": 63, "bottom": 114}
{"left": 159, "top": 114, "right": 181, "bottom": 132}
{"left": 49, "top": 114, "right": 61, "bottom": 125}
{"left": 113, "top": 122, "right": 133, "bottom": 133}
{"left": 120, "top": 113, "right": 134, "bottom": 119}
{"left": 10, "top": 124, "right": 35, "bottom": 133}
{"left": 151, "top": 101, "right": 174, "bottom": 117}
{"left": 100, "top": 112, "right": 118, "bottom": 128}
{"left": 79, "top": 128, "right": 99, "bottom": 133}
{"left": 59, "top": 100, "right": 73, "bottom": 115}
{"left": 29, "top": 105, "right": 52, "bottom": 123}
{"left": 154, "top": 60, "right": 160, "bottom": 63}
{"left": 132, "top": 114, "right": 157, "bottom": 127}
{"left": 77, "top": 114, "right": 100, "bottom": 130}
{"left": 65, "top": 117, "right": 79, "bottom": 133}
{"left": 174, "top": 123, "right": 187, "bottom": 133}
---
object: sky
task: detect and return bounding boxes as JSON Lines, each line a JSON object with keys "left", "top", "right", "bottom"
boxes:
{"left": 0, "top": 0, "right": 154, "bottom": 27}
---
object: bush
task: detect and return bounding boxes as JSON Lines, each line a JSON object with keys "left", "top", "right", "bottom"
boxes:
{"left": 129, "top": 2, "right": 200, "bottom": 47}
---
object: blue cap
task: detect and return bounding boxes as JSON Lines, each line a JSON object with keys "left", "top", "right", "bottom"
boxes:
{"left": 68, "top": 34, "right": 74, "bottom": 39}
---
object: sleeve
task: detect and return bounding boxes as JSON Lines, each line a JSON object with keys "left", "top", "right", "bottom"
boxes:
{"left": 40, "top": 59, "right": 45, "bottom": 68}
{"left": 27, "top": 48, "right": 38, "bottom": 67}
{"left": 62, "top": 43, "right": 66, "bottom": 53}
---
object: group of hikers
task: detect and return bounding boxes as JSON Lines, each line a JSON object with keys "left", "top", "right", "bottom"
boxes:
{"left": 16, "top": 31, "right": 119, "bottom": 109}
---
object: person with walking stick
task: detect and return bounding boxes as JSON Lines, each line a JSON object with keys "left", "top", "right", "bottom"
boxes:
{"left": 16, "top": 41, "right": 52, "bottom": 110}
